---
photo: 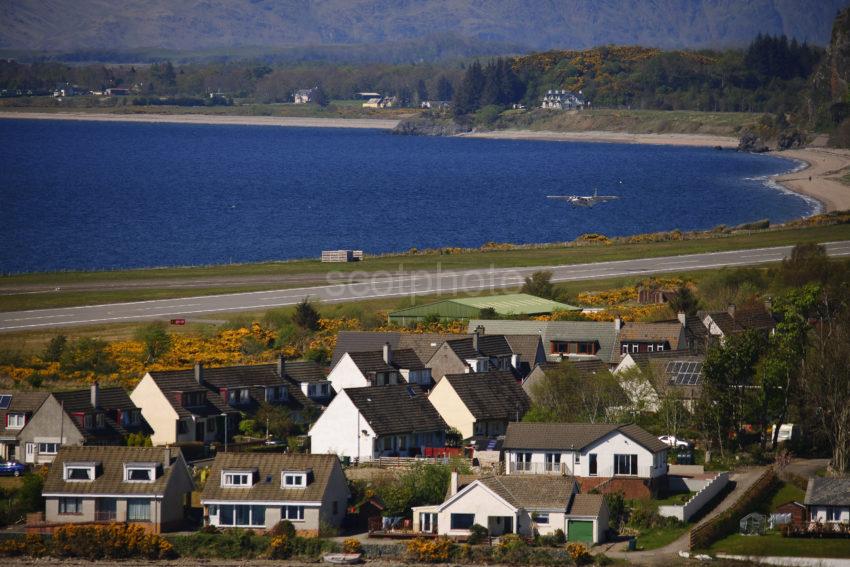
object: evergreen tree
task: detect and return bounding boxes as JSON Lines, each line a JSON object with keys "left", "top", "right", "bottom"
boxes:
{"left": 436, "top": 75, "right": 454, "bottom": 100}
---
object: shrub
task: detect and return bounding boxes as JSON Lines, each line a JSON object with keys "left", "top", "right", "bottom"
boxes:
{"left": 268, "top": 520, "right": 296, "bottom": 538}
{"left": 0, "top": 534, "right": 48, "bottom": 557}
{"left": 467, "top": 523, "right": 489, "bottom": 544}
{"left": 342, "top": 538, "right": 363, "bottom": 554}
{"left": 405, "top": 537, "right": 453, "bottom": 563}
{"left": 494, "top": 534, "right": 528, "bottom": 564}
{"left": 594, "top": 552, "right": 614, "bottom": 565}
{"left": 553, "top": 528, "right": 567, "bottom": 545}
{"left": 269, "top": 535, "right": 293, "bottom": 559}
{"left": 566, "top": 542, "right": 592, "bottom": 565}
{"left": 52, "top": 523, "right": 174, "bottom": 560}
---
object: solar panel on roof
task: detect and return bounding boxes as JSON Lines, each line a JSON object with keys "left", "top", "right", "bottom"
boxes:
{"left": 0, "top": 395, "right": 11, "bottom": 409}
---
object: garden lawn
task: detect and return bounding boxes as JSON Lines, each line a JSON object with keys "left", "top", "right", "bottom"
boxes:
{"left": 768, "top": 482, "right": 805, "bottom": 512}
{"left": 709, "top": 532, "right": 850, "bottom": 558}
{"left": 635, "top": 524, "right": 691, "bottom": 550}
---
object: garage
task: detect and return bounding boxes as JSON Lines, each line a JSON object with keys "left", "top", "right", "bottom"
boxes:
{"left": 567, "top": 519, "right": 594, "bottom": 543}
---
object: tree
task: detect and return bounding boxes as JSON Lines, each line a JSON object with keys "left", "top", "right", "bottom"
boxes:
{"left": 59, "top": 338, "right": 118, "bottom": 374}
{"left": 436, "top": 75, "right": 454, "bottom": 101}
{"left": 312, "top": 85, "right": 330, "bottom": 107}
{"left": 43, "top": 335, "right": 67, "bottom": 362}
{"left": 776, "top": 243, "right": 829, "bottom": 287}
{"left": 134, "top": 322, "right": 171, "bottom": 363}
{"left": 292, "top": 297, "right": 320, "bottom": 331}
{"left": 381, "top": 463, "right": 462, "bottom": 516}
{"left": 254, "top": 403, "right": 296, "bottom": 440}
{"left": 527, "top": 363, "right": 623, "bottom": 423}
{"left": 452, "top": 60, "right": 485, "bottom": 116}
{"left": 415, "top": 79, "right": 429, "bottom": 102}
{"left": 521, "top": 270, "right": 557, "bottom": 300}
{"left": 668, "top": 285, "right": 701, "bottom": 317}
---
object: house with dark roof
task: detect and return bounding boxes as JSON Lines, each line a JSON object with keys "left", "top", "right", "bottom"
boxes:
{"left": 200, "top": 453, "right": 349, "bottom": 535}
{"left": 426, "top": 328, "right": 518, "bottom": 381}
{"left": 33, "top": 445, "right": 193, "bottom": 533}
{"left": 0, "top": 391, "right": 50, "bottom": 462}
{"left": 702, "top": 303, "right": 775, "bottom": 342}
{"left": 522, "top": 360, "right": 610, "bottom": 398}
{"left": 19, "top": 384, "right": 148, "bottom": 465}
{"left": 412, "top": 471, "right": 608, "bottom": 543}
{"left": 309, "top": 384, "right": 448, "bottom": 461}
{"left": 428, "top": 371, "right": 530, "bottom": 440}
{"left": 502, "top": 422, "right": 668, "bottom": 498}
{"left": 330, "top": 331, "right": 455, "bottom": 368}
{"left": 615, "top": 350, "right": 705, "bottom": 412}
{"left": 131, "top": 356, "right": 320, "bottom": 446}
{"left": 804, "top": 477, "right": 850, "bottom": 525}
{"left": 618, "top": 321, "right": 686, "bottom": 356}
{"left": 327, "top": 343, "right": 432, "bottom": 392}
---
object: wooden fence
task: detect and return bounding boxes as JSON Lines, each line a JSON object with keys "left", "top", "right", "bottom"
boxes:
{"left": 689, "top": 467, "right": 778, "bottom": 551}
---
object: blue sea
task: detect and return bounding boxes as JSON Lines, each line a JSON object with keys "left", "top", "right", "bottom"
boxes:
{"left": 0, "top": 119, "right": 815, "bottom": 274}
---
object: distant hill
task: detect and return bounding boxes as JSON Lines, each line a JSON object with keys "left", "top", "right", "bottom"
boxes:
{"left": 1, "top": 0, "right": 848, "bottom": 58}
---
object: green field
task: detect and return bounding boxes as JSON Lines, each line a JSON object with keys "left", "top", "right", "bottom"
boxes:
{"left": 709, "top": 532, "right": 850, "bottom": 558}
{"left": 1, "top": 223, "right": 849, "bottom": 313}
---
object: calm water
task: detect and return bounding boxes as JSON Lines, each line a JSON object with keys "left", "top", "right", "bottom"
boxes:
{"left": 0, "top": 119, "right": 815, "bottom": 274}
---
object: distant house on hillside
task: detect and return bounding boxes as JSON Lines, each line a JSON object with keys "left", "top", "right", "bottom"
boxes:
{"left": 293, "top": 88, "right": 316, "bottom": 104}
{"left": 388, "top": 294, "right": 579, "bottom": 325}
{"left": 105, "top": 87, "right": 129, "bottom": 96}
{"left": 702, "top": 303, "right": 775, "bottom": 343}
{"left": 541, "top": 89, "right": 585, "bottom": 110}
{"left": 362, "top": 96, "right": 400, "bottom": 108}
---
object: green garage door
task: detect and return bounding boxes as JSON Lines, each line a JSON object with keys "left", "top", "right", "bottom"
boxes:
{"left": 568, "top": 520, "right": 594, "bottom": 543}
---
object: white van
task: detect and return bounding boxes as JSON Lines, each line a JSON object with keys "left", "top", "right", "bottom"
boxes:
{"left": 772, "top": 423, "right": 800, "bottom": 444}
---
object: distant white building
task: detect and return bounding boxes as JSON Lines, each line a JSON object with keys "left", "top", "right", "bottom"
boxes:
{"left": 293, "top": 88, "right": 316, "bottom": 104}
{"left": 541, "top": 89, "right": 585, "bottom": 110}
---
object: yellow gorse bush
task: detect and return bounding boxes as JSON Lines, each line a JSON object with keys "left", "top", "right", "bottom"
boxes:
{"left": 52, "top": 523, "right": 174, "bottom": 560}
{"left": 405, "top": 537, "right": 453, "bottom": 563}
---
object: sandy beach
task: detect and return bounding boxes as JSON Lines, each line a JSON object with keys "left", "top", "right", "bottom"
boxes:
{"left": 3, "top": 110, "right": 849, "bottom": 213}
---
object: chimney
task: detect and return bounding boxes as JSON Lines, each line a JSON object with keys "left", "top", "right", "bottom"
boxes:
{"left": 194, "top": 362, "right": 204, "bottom": 385}
{"left": 472, "top": 329, "right": 480, "bottom": 353}
{"left": 450, "top": 471, "right": 459, "bottom": 496}
{"left": 727, "top": 304, "right": 736, "bottom": 318}
{"left": 163, "top": 448, "right": 171, "bottom": 467}
{"left": 277, "top": 354, "right": 286, "bottom": 377}
{"left": 90, "top": 381, "right": 99, "bottom": 408}
{"left": 677, "top": 311, "right": 687, "bottom": 326}
{"left": 614, "top": 317, "right": 622, "bottom": 331}
{"left": 382, "top": 342, "right": 392, "bottom": 365}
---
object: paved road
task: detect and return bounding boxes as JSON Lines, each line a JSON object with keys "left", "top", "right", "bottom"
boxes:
{"left": 2, "top": 241, "right": 850, "bottom": 332}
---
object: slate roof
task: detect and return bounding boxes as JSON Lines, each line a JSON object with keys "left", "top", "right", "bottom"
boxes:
{"left": 148, "top": 362, "right": 318, "bottom": 418}
{"left": 345, "top": 385, "right": 447, "bottom": 436}
{"left": 804, "top": 477, "right": 850, "bottom": 506}
{"left": 504, "top": 334, "right": 544, "bottom": 376}
{"left": 442, "top": 371, "right": 530, "bottom": 421}
{"left": 348, "top": 348, "right": 426, "bottom": 373}
{"left": 503, "top": 422, "right": 668, "bottom": 453}
{"left": 53, "top": 387, "right": 146, "bottom": 441}
{"left": 281, "top": 361, "right": 328, "bottom": 384}
{"left": 467, "top": 320, "right": 620, "bottom": 364}
{"left": 619, "top": 322, "right": 684, "bottom": 349}
{"left": 446, "top": 335, "right": 514, "bottom": 359}
{"left": 0, "top": 391, "right": 50, "bottom": 437}
{"left": 568, "top": 493, "right": 606, "bottom": 517}
{"left": 42, "top": 445, "right": 187, "bottom": 496}
{"left": 478, "top": 475, "right": 576, "bottom": 510}
{"left": 705, "top": 306, "right": 775, "bottom": 336}
{"left": 201, "top": 453, "right": 344, "bottom": 503}
{"left": 331, "top": 331, "right": 456, "bottom": 367}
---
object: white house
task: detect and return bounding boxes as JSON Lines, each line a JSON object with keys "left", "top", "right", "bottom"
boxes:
{"left": 502, "top": 422, "right": 668, "bottom": 498}
{"left": 412, "top": 472, "right": 608, "bottom": 544}
{"left": 327, "top": 344, "right": 431, "bottom": 392}
{"left": 541, "top": 89, "right": 585, "bottom": 110}
{"left": 309, "top": 384, "right": 447, "bottom": 461}
{"left": 804, "top": 478, "right": 850, "bottom": 525}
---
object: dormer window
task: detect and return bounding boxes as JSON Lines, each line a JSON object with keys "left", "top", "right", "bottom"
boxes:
{"left": 84, "top": 414, "right": 93, "bottom": 429}
{"left": 282, "top": 469, "right": 311, "bottom": 488}
{"left": 64, "top": 462, "right": 98, "bottom": 482}
{"left": 122, "top": 410, "right": 142, "bottom": 427}
{"left": 5, "top": 413, "right": 25, "bottom": 429}
{"left": 306, "top": 383, "right": 330, "bottom": 399}
{"left": 96, "top": 413, "right": 105, "bottom": 429}
{"left": 222, "top": 469, "right": 256, "bottom": 487}
{"left": 124, "top": 462, "right": 157, "bottom": 483}
{"left": 228, "top": 389, "right": 250, "bottom": 406}
{"left": 265, "top": 386, "right": 288, "bottom": 403}
{"left": 183, "top": 391, "right": 206, "bottom": 408}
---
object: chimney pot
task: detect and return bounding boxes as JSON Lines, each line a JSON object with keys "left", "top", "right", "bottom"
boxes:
{"left": 450, "top": 471, "right": 459, "bottom": 496}
{"left": 90, "top": 381, "right": 99, "bottom": 408}
{"left": 614, "top": 317, "right": 623, "bottom": 331}
{"left": 382, "top": 342, "right": 392, "bottom": 365}
{"left": 677, "top": 311, "right": 687, "bottom": 326}
{"left": 194, "top": 362, "right": 204, "bottom": 385}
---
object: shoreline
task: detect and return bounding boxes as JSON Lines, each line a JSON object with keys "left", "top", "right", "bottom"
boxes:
{"left": 2, "top": 110, "right": 848, "bottom": 213}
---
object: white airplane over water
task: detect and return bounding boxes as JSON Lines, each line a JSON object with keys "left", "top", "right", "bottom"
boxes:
{"left": 546, "top": 188, "right": 620, "bottom": 207}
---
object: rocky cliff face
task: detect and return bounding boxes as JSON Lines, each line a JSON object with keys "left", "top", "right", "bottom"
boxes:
{"left": 807, "top": 7, "right": 850, "bottom": 146}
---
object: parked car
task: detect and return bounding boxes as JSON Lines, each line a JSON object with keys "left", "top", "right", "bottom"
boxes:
{"left": 771, "top": 423, "right": 800, "bottom": 445}
{"left": 658, "top": 435, "right": 692, "bottom": 448}
{"left": 0, "top": 461, "right": 26, "bottom": 476}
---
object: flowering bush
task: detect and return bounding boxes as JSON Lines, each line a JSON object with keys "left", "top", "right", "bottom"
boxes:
{"left": 566, "top": 542, "right": 592, "bottom": 565}
{"left": 0, "top": 534, "right": 48, "bottom": 557}
{"left": 405, "top": 537, "right": 453, "bottom": 563}
{"left": 269, "top": 535, "right": 293, "bottom": 559}
{"left": 342, "top": 537, "right": 363, "bottom": 554}
{"left": 52, "top": 523, "right": 174, "bottom": 560}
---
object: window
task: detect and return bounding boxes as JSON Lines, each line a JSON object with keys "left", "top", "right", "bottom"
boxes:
{"left": 126, "top": 467, "right": 154, "bottom": 482}
{"left": 95, "top": 413, "right": 105, "bottom": 429}
{"left": 65, "top": 467, "right": 93, "bottom": 481}
{"left": 223, "top": 472, "right": 252, "bottom": 487}
{"left": 127, "top": 499, "right": 151, "bottom": 522}
{"left": 266, "top": 386, "right": 287, "bottom": 402}
{"left": 84, "top": 414, "right": 93, "bottom": 429}
{"left": 545, "top": 453, "right": 561, "bottom": 471}
{"left": 657, "top": 344, "right": 665, "bottom": 352}
{"left": 38, "top": 442, "right": 58, "bottom": 455}
{"left": 283, "top": 473, "right": 305, "bottom": 487}
{"left": 648, "top": 344, "right": 654, "bottom": 352}
{"left": 574, "top": 453, "right": 581, "bottom": 465}
{"left": 177, "top": 420, "right": 189, "bottom": 434}
{"left": 631, "top": 344, "right": 639, "bottom": 353}
{"left": 827, "top": 507, "right": 843, "bottom": 523}
{"left": 6, "top": 413, "right": 25, "bottom": 429}
{"left": 621, "top": 344, "right": 628, "bottom": 354}
{"left": 614, "top": 454, "right": 639, "bottom": 476}
{"left": 589, "top": 454, "right": 598, "bottom": 476}
{"left": 516, "top": 452, "right": 532, "bottom": 471}
{"left": 534, "top": 513, "right": 550, "bottom": 525}
{"left": 450, "top": 513, "right": 475, "bottom": 530}
{"left": 282, "top": 505, "right": 304, "bottom": 521}
{"left": 59, "top": 497, "right": 82, "bottom": 515}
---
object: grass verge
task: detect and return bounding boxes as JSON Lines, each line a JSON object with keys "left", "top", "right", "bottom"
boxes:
{"left": 709, "top": 532, "right": 850, "bottom": 558}
{"left": 634, "top": 524, "right": 691, "bottom": 551}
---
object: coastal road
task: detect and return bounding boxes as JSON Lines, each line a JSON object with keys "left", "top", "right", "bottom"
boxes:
{"left": 2, "top": 240, "right": 850, "bottom": 332}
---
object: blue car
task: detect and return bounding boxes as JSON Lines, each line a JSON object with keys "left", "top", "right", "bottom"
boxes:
{"left": 0, "top": 461, "right": 26, "bottom": 476}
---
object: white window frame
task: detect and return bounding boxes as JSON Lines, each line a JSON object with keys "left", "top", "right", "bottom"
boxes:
{"left": 6, "top": 413, "right": 25, "bottom": 429}
{"left": 64, "top": 463, "right": 96, "bottom": 482}
{"left": 282, "top": 505, "right": 305, "bottom": 521}
{"left": 211, "top": 504, "right": 266, "bottom": 527}
{"left": 38, "top": 442, "right": 59, "bottom": 455}
{"left": 124, "top": 463, "right": 156, "bottom": 483}
{"left": 657, "top": 344, "right": 665, "bottom": 351}
{"left": 58, "top": 497, "right": 83, "bottom": 515}
{"left": 631, "top": 344, "right": 639, "bottom": 353}
{"left": 222, "top": 471, "right": 254, "bottom": 487}
{"left": 534, "top": 512, "right": 550, "bottom": 525}
{"left": 648, "top": 344, "right": 654, "bottom": 352}
{"left": 282, "top": 472, "right": 306, "bottom": 488}
{"left": 127, "top": 499, "right": 151, "bottom": 522}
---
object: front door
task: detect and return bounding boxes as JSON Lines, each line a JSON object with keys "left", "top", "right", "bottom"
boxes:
{"left": 24, "top": 443, "right": 34, "bottom": 464}
{"left": 195, "top": 420, "right": 204, "bottom": 442}
{"left": 589, "top": 454, "right": 598, "bottom": 476}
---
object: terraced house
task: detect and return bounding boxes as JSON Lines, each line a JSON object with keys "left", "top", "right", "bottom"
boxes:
{"left": 31, "top": 446, "right": 193, "bottom": 533}
{"left": 0, "top": 391, "right": 49, "bottom": 462}
{"left": 327, "top": 343, "right": 432, "bottom": 391}
{"left": 200, "top": 453, "right": 349, "bottom": 535}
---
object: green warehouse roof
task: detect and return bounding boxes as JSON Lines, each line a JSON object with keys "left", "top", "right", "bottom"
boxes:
{"left": 389, "top": 293, "right": 580, "bottom": 322}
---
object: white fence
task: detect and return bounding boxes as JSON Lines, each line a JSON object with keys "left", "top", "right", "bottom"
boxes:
{"left": 659, "top": 472, "right": 730, "bottom": 522}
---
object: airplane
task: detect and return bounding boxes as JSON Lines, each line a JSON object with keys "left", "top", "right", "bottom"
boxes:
{"left": 546, "top": 188, "right": 620, "bottom": 207}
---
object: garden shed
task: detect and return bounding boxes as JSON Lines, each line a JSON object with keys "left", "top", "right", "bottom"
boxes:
{"left": 739, "top": 512, "right": 767, "bottom": 535}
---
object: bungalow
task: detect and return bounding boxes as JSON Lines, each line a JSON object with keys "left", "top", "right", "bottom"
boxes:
{"left": 412, "top": 472, "right": 608, "bottom": 543}
{"left": 33, "top": 445, "right": 193, "bottom": 533}
{"left": 702, "top": 303, "right": 775, "bottom": 343}
{"left": 467, "top": 320, "right": 621, "bottom": 366}
{"left": 502, "top": 422, "right": 668, "bottom": 498}
{"left": 804, "top": 477, "right": 850, "bottom": 525}
{"left": 200, "top": 453, "right": 349, "bottom": 536}
{"left": 541, "top": 90, "right": 585, "bottom": 110}
{"left": 19, "top": 384, "right": 148, "bottom": 465}
{"left": 131, "top": 357, "right": 320, "bottom": 446}
{"left": 614, "top": 350, "right": 705, "bottom": 412}
{"left": 309, "top": 384, "right": 447, "bottom": 461}
{"left": 327, "top": 343, "right": 431, "bottom": 392}
{"left": 0, "top": 391, "right": 50, "bottom": 462}
{"left": 428, "top": 371, "right": 530, "bottom": 440}
{"left": 427, "top": 329, "right": 518, "bottom": 382}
